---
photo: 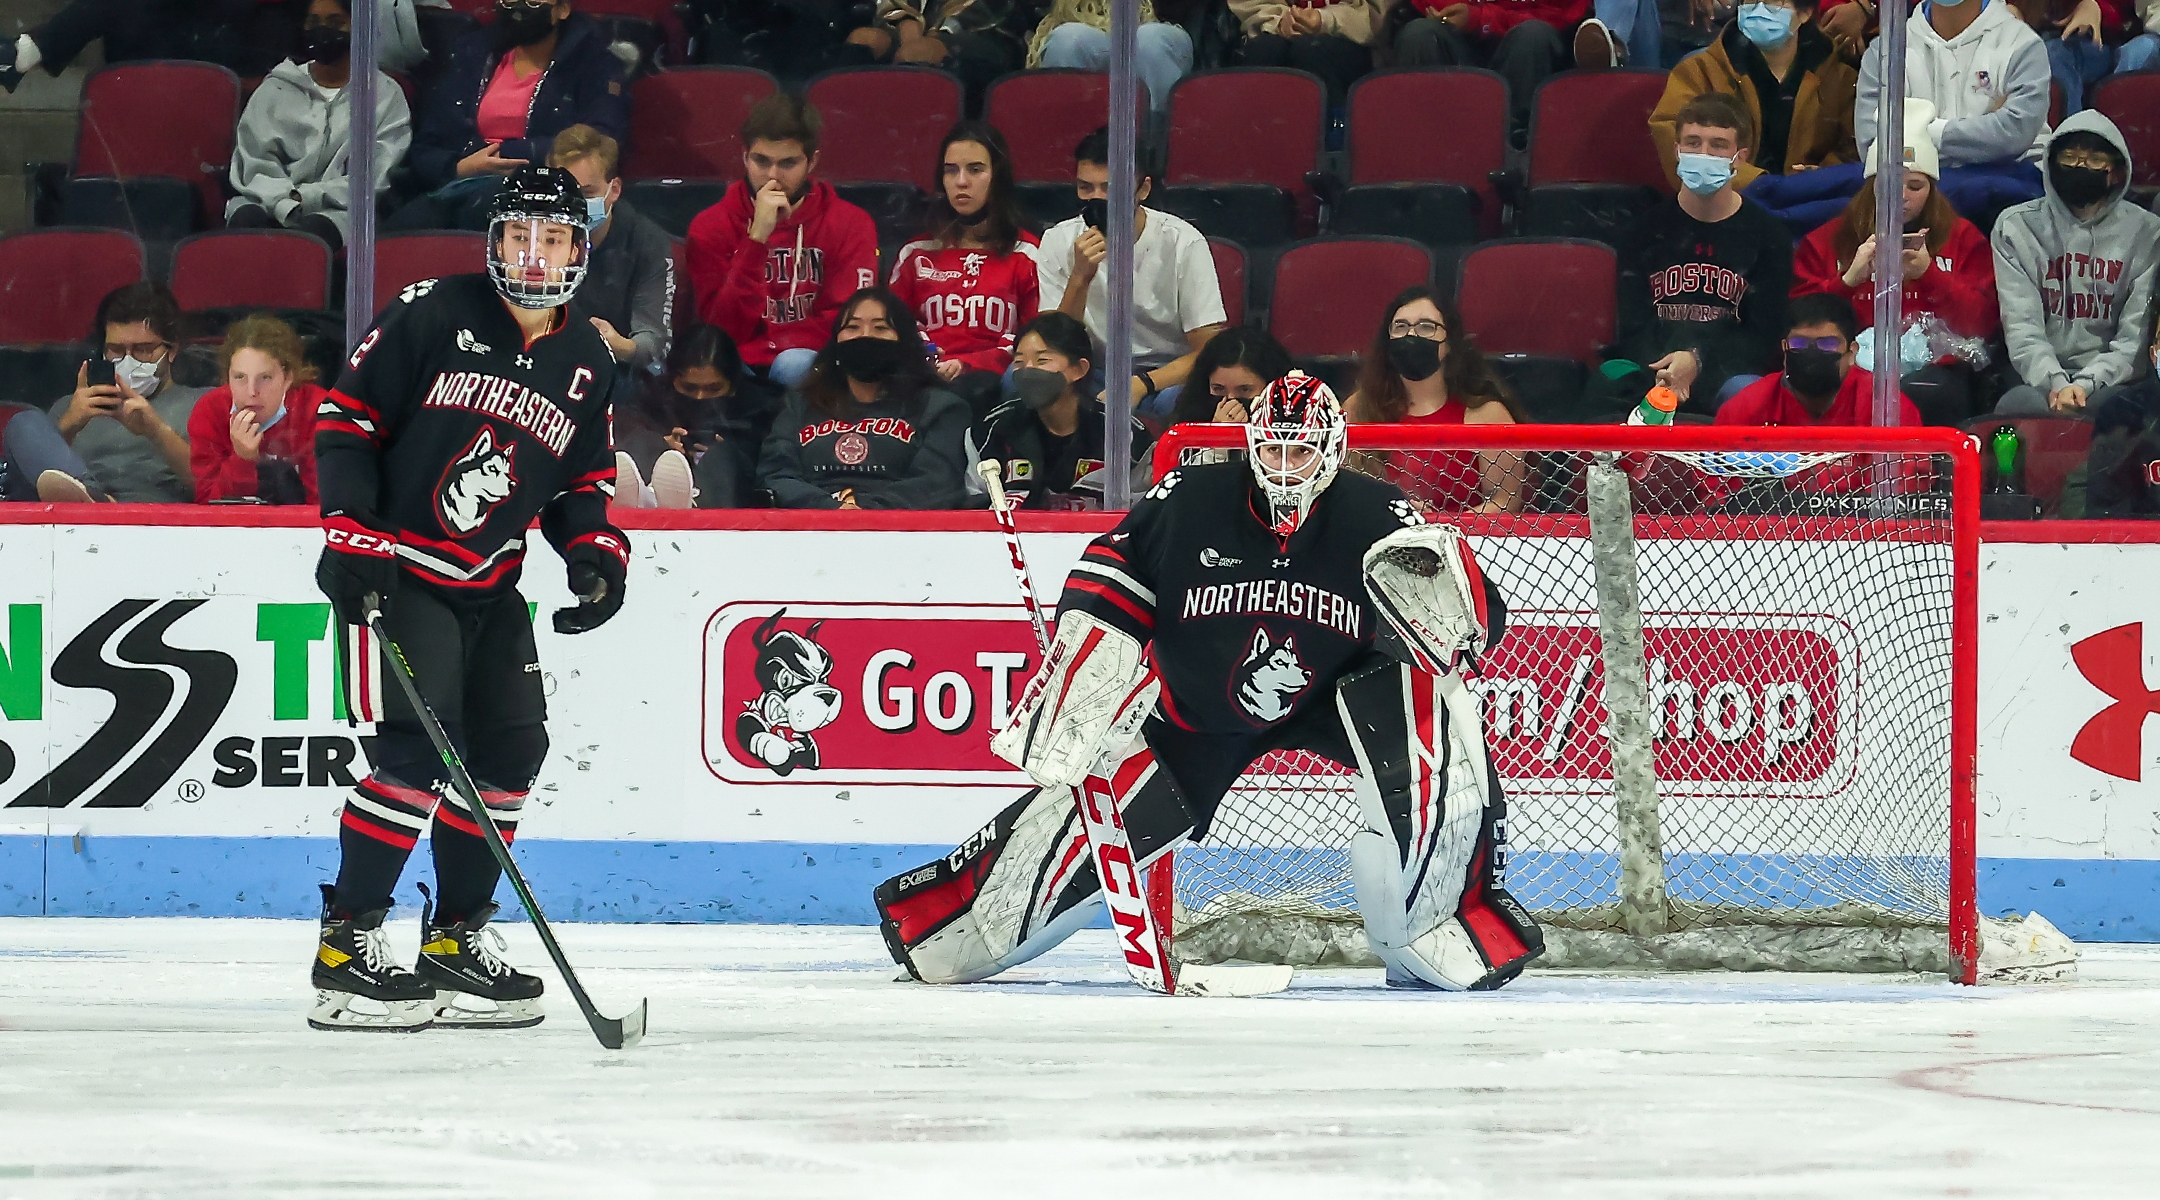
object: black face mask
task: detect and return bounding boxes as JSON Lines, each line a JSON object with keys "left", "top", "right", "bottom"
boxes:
{"left": 2051, "top": 162, "right": 2113, "bottom": 209}
{"left": 1385, "top": 335, "right": 1443, "bottom": 382}
{"left": 1011, "top": 367, "right": 1069, "bottom": 410}
{"left": 494, "top": 4, "right": 557, "bottom": 48}
{"left": 300, "top": 22, "right": 350, "bottom": 62}
{"left": 1784, "top": 348, "right": 1846, "bottom": 400}
{"left": 1078, "top": 198, "right": 1109, "bottom": 231}
{"left": 831, "top": 336, "right": 906, "bottom": 383}
{"left": 955, "top": 205, "right": 992, "bottom": 227}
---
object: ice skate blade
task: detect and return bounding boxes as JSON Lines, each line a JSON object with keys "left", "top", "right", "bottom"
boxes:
{"left": 307, "top": 989, "right": 434, "bottom": 1032}
{"left": 428, "top": 994, "right": 545, "bottom": 1029}
{"left": 1172, "top": 963, "right": 1294, "bottom": 997}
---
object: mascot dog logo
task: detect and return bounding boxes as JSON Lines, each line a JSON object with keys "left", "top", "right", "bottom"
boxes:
{"left": 737, "top": 609, "right": 844, "bottom": 774}
{"left": 1232, "top": 626, "right": 1313, "bottom": 724}
{"left": 437, "top": 427, "right": 517, "bottom": 536}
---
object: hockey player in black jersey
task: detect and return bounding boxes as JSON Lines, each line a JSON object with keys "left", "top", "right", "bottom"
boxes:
{"left": 875, "top": 372, "right": 1543, "bottom": 991}
{"left": 308, "top": 166, "right": 630, "bottom": 1031}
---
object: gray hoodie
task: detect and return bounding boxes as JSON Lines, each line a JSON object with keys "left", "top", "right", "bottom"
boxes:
{"left": 1856, "top": 0, "right": 2050, "bottom": 169}
{"left": 1992, "top": 111, "right": 2160, "bottom": 395}
{"left": 227, "top": 59, "right": 412, "bottom": 240}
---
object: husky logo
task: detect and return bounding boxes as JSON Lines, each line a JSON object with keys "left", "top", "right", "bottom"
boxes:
{"left": 436, "top": 427, "right": 517, "bottom": 536}
{"left": 455, "top": 329, "right": 491, "bottom": 355}
{"left": 1144, "top": 471, "right": 1182, "bottom": 502}
{"left": 1389, "top": 498, "right": 1425, "bottom": 527}
{"left": 736, "top": 609, "right": 844, "bottom": 775}
{"left": 1231, "top": 626, "right": 1314, "bottom": 724}
{"left": 1199, "top": 547, "right": 1243, "bottom": 568}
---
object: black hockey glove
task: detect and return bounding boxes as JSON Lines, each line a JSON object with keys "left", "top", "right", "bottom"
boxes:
{"left": 552, "top": 532, "right": 629, "bottom": 635}
{"left": 318, "top": 512, "right": 402, "bottom": 627}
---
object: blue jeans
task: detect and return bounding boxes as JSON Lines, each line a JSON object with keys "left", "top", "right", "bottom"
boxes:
{"left": 1039, "top": 22, "right": 1194, "bottom": 112}
{"left": 2046, "top": 33, "right": 2114, "bottom": 115}
{"left": 767, "top": 347, "right": 818, "bottom": 390}
{"left": 1594, "top": 0, "right": 1663, "bottom": 69}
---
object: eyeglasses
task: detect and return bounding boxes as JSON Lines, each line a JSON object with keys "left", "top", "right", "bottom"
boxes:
{"left": 498, "top": 0, "right": 554, "bottom": 9}
{"left": 1785, "top": 336, "right": 1844, "bottom": 352}
{"left": 104, "top": 340, "right": 169, "bottom": 361}
{"left": 2055, "top": 151, "right": 2115, "bottom": 170}
{"left": 1387, "top": 320, "right": 1446, "bottom": 339}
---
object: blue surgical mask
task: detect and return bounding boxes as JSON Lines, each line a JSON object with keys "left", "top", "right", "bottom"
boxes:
{"left": 1737, "top": 2, "right": 1794, "bottom": 46}
{"left": 585, "top": 196, "right": 608, "bottom": 232}
{"left": 1676, "top": 152, "right": 1737, "bottom": 196}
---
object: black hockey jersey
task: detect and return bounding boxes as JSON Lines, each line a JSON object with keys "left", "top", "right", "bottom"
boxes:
{"left": 1061, "top": 463, "right": 1441, "bottom": 736}
{"left": 317, "top": 274, "right": 622, "bottom": 597}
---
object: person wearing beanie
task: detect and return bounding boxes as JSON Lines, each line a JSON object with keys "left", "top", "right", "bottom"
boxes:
{"left": 1992, "top": 110, "right": 2160, "bottom": 417}
{"left": 1791, "top": 100, "right": 1998, "bottom": 424}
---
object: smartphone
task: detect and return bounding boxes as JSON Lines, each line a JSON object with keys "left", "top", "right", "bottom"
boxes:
{"left": 1903, "top": 231, "right": 1928, "bottom": 252}
{"left": 86, "top": 358, "right": 116, "bottom": 387}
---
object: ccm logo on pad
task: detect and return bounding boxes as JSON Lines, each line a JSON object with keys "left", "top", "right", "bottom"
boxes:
{"left": 325, "top": 527, "right": 398, "bottom": 557}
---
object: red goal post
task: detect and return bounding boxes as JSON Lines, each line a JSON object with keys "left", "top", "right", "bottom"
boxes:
{"left": 1148, "top": 422, "right": 1980, "bottom": 983}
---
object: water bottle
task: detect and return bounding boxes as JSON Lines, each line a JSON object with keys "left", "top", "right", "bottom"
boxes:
{"left": 1627, "top": 386, "right": 1680, "bottom": 427}
{"left": 1987, "top": 424, "right": 2025, "bottom": 495}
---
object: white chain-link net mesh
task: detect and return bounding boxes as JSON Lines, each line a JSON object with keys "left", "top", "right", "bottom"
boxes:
{"left": 1164, "top": 433, "right": 1967, "bottom": 975}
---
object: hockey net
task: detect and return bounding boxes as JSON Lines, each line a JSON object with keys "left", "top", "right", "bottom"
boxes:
{"left": 1150, "top": 424, "right": 1979, "bottom": 982}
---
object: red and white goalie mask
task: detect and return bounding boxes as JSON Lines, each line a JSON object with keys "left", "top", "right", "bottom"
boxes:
{"left": 1245, "top": 371, "right": 1346, "bottom": 536}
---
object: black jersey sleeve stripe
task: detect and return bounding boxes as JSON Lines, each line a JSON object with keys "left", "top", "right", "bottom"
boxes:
{"left": 1062, "top": 577, "right": 1154, "bottom": 643}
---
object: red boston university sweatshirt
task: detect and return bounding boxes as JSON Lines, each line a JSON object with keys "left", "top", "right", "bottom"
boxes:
{"left": 686, "top": 179, "right": 879, "bottom": 369}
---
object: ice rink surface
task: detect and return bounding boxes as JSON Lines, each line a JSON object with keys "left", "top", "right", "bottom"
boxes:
{"left": 3, "top": 921, "right": 2158, "bottom": 1199}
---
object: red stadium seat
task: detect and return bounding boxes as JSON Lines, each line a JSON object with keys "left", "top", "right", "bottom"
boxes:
{"left": 1209, "top": 238, "right": 1247, "bottom": 329}
{"left": 170, "top": 230, "right": 333, "bottom": 313}
{"left": 73, "top": 61, "right": 242, "bottom": 230}
{"left": 0, "top": 228, "right": 146, "bottom": 344}
{"left": 805, "top": 67, "right": 964, "bottom": 187}
{"left": 622, "top": 67, "right": 779, "bottom": 180}
{"left": 1964, "top": 415, "right": 2092, "bottom": 517}
{"left": 2093, "top": 74, "right": 2160, "bottom": 188}
{"left": 1345, "top": 69, "right": 1508, "bottom": 239}
{"left": 984, "top": 70, "right": 1145, "bottom": 183}
{"left": 579, "top": 0, "right": 689, "bottom": 69}
{"left": 672, "top": 237, "right": 696, "bottom": 332}
{"left": 371, "top": 232, "right": 485, "bottom": 319}
{"left": 1454, "top": 238, "right": 1615, "bottom": 363}
{"left": 1166, "top": 69, "right": 1325, "bottom": 236}
{"left": 1524, "top": 69, "right": 1669, "bottom": 242}
{"left": 1266, "top": 237, "right": 1433, "bottom": 361}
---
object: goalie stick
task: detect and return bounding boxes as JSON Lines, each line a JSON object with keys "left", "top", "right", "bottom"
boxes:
{"left": 364, "top": 598, "right": 648, "bottom": 1049}
{"left": 976, "top": 461, "right": 1290, "bottom": 999}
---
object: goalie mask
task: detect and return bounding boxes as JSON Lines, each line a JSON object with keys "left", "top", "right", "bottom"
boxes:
{"left": 1245, "top": 371, "right": 1346, "bottom": 536}
{"left": 487, "top": 165, "right": 589, "bottom": 309}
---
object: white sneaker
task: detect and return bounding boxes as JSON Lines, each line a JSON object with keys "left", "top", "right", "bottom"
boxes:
{"left": 1573, "top": 17, "right": 1622, "bottom": 68}
{"left": 37, "top": 470, "right": 93, "bottom": 503}
{"left": 651, "top": 449, "right": 697, "bottom": 509}
{"left": 612, "top": 451, "right": 654, "bottom": 510}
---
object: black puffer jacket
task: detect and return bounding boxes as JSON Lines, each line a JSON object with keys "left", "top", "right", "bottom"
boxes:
{"left": 407, "top": 13, "right": 632, "bottom": 190}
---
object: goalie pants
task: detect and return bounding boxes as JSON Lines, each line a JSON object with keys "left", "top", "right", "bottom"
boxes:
{"left": 329, "top": 584, "right": 547, "bottom": 923}
{"left": 877, "top": 656, "right": 1543, "bottom": 989}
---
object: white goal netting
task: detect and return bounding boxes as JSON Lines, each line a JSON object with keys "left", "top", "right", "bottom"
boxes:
{"left": 1157, "top": 425, "right": 1980, "bottom": 980}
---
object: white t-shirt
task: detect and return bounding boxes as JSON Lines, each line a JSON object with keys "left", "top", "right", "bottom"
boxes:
{"left": 1031, "top": 207, "right": 1227, "bottom": 372}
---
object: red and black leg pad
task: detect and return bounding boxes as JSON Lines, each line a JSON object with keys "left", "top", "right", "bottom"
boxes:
{"left": 1459, "top": 764, "right": 1545, "bottom": 991}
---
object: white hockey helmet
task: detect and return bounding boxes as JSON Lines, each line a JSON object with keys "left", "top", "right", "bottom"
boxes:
{"left": 1245, "top": 370, "right": 1346, "bottom": 536}
{"left": 486, "top": 165, "right": 589, "bottom": 309}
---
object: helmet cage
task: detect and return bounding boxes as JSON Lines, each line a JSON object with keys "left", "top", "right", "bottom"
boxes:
{"left": 487, "top": 214, "right": 589, "bottom": 309}
{"left": 1244, "top": 371, "right": 1345, "bottom": 536}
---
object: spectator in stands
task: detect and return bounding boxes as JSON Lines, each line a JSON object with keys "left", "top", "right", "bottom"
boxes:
{"left": 1813, "top": 0, "right": 1872, "bottom": 59}
{"left": 688, "top": 94, "right": 879, "bottom": 392}
{"left": 1167, "top": 326, "right": 1295, "bottom": 426}
{"left": 1792, "top": 105, "right": 1998, "bottom": 424}
{"left": 977, "top": 313, "right": 1153, "bottom": 510}
{"left": 2015, "top": 0, "right": 2142, "bottom": 117}
{"left": 49, "top": 283, "right": 203, "bottom": 504}
{"left": 226, "top": 0, "right": 411, "bottom": 258}
{"left": 1344, "top": 285, "right": 1527, "bottom": 513}
{"left": 2109, "top": 0, "right": 2160, "bottom": 80}
{"left": 615, "top": 324, "right": 768, "bottom": 509}
{"left": 2064, "top": 313, "right": 2160, "bottom": 516}
{"left": 186, "top": 315, "right": 322, "bottom": 505}
{"left": 1602, "top": 94, "right": 1792, "bottom": 416}
{"left": 0, "top": 404, "right": 99, "bottom": 501}
{"left": 549, "top": 125, "right": 673, "bottom": 381}
{"left": 391, "top": 0, "right": 630, "bottom": 231}
{"left": 838, "top": 0, "right": 1024, "bottom": 108}
{"left": 889, "top": 122, "right": 1041, "bottom": 424}
{"left": 1028, "top": 0, "right": 1193, "bottom": 114}
{"left": 1993, "top": 112, "right": 2160, "bottom": 415}
{"left": 1389, "top": 0, "right": 1593, "bottom": 141}
{"left": 1036, "top": 127, "right": 1227, "bottom": 421}
{"left": 1233, "top": 0, "right": 1383, "bottom": 107}
{"left": 1648, "top": 0, "right": 1857, "bottom": 225}
{"left": 1, "top": 0, "right": 426, "bottom": 87}
{"left": 1855, "top": 0, "right": 2049, "bottom": 223}
{"left": 1715, "top": 292, "right": 1923, "bottom": 424}
{"left": 758, "top": 287, "right": 970, "bottom": 509}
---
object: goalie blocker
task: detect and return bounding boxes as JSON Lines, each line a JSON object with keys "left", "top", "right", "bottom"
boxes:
{"left": 875, "top": 373, "right": 1543, "bottom": 991}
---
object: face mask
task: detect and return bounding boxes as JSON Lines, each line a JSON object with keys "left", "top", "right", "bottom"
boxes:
{"left": 1784, "top": 348, "right": 1845, "bottom": 399}
{"left": 1078, "top": 198, "right": 1109, "bottom": 231}
{"left": 1385, "top": 335, "right": 1443, "bottom": 382}
{"left": 1676, "top": 152, "right": 1736, "bottom": 197}
{"left": 258, "top": 404, "right": 288, "bottom": 432}
{"left": 1736, "top": 3, "right": 1794, "bottom": 47}
{"left": 300, "top": 22, "right": 350, "bottom": 62}
{"left": 116, "top": 353, "right": 162, "bottom": 397}
{"left": 584, "top": 196, "right": 609, "bottom": 232}
{"left": 831, "top": 335, "right": 905, "bottom": 384}
{"left": 495, "top": 4, "right": 557, "bottom": 48}
{"left": 2051, "top": 162, "right": 2113, "bottom": 209}
{"left": 955, "top": 205, "right": 992, "bottom": 228}
{"left": 1012, "top": 367, "right": 1069, "bottom": 410}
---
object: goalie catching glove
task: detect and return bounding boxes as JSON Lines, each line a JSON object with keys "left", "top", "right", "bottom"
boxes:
{"left": 990, "top": 610, "right": 1158, "bottom": 787}
{"left": 1363, "top": 524, "right": 1493, "bottom": 677}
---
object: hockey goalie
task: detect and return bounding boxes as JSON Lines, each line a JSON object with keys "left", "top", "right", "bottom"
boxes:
{"left": 873, "top": 372, "right": 1544, "bottom": 992}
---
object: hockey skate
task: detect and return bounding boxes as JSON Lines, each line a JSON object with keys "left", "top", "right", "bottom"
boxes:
{"left": 309, "top": 884, "right": 436, "bottom": 1032}
{"left": 415, "top": 887, "right": 545, "bottom": 1029}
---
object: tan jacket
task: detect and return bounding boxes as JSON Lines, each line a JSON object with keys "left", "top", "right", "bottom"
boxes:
{"left": 1228, "top": 0, "right": 1387, "bottom": 45}
{"left": 1649, "top": 21, "right": 1859, "bottom": 192}
{"left": 1027, "top": 0, "right": 1161, "bottom": 66}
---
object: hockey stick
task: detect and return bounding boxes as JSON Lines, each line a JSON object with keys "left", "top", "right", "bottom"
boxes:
{"left": 364, "top": 600, "right": 648, "bottom": 1049}
{"left": 977, "top": 462, "right": 1289, "bottom": 998}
